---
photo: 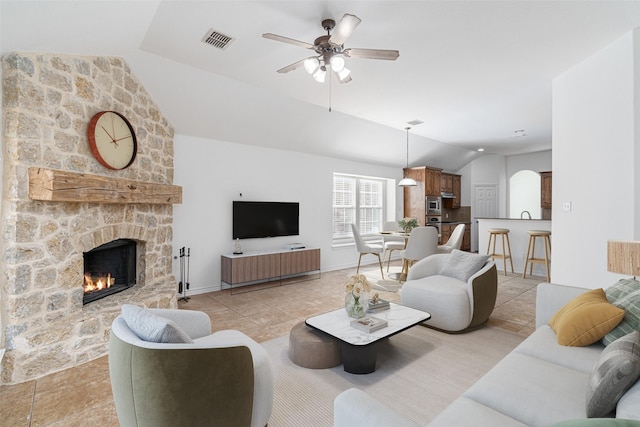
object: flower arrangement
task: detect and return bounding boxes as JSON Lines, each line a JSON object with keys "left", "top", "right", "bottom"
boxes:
{"left": 398, "top": 217, "right": 419, "bottom": 233}
{"left": 344, "top": 274, "right": 372, "bottom": 318}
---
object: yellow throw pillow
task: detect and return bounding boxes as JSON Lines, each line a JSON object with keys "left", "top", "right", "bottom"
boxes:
{"left": 549, "top": 288, "right": 624, "bottom": 346}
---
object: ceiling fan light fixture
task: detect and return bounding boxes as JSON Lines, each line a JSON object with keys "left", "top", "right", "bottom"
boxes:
{"left": 304, "top": 57, "right": 320, "bottom": 74}
{"left": 313, "top": 67, "right": 326, "bottom": 82}
{"left": 337, "top": 67, "right": 351, "bottom": 81}
{"left": 329, "top": 54, "right": 346, "bottom": 72}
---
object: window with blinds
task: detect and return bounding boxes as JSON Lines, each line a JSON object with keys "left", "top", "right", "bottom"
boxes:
{"left": 333, "top": 173, "right": 385, "bottom": 244}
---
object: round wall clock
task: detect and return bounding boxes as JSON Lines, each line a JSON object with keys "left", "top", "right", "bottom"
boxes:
{"left": 87, "top": 111, "right": 137, "bottom": 170}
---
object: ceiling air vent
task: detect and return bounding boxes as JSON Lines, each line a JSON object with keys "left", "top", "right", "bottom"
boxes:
{"left": 201, "top": 29, "right": 235, "bottom": 50}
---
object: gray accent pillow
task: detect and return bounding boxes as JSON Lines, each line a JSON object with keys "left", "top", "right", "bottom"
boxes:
{"left": 121, "top": 304, "right": 193, "bottom": 343}
{"left": 603, "top": 279, "right": 640, "bottom": 346}
{"left": 439, "top": 249, "right": 490, "bottom": 282}
{"left": 585, "top": 331, "right": 640, "bottom": 418}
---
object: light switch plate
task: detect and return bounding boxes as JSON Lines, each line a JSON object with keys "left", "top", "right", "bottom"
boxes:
{"left": 562, "top": 201, "right": 572, "bottom": 212}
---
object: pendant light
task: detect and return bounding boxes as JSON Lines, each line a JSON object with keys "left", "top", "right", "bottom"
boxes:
{"left": 398, "top": 127, "right": 417, "bottom": 187}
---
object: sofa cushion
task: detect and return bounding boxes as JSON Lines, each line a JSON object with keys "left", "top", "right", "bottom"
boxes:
{"left": 513, "top": 326, "right": 604, "bottom": 374}
{"left": 121, "top": 304, "right": 193, "bottom": 343}
{"left": 549, "top": 288, "right": 624, "bottom": 346}
{"left": 428, "top": 396, "right": 526, "bottom": 427}
{"left": 463, "top": 352, "right": 590, "bottom": 426}
{"left": 616, "top": 377, "right": 640, "bottom": 420}
{"left": 439, "top": 249, "right": 489, "bottom": 282}
{"left": 603, "top": 279, "right": 640, "bottom": 346}
{"left": 586, "top": 331, "right": 640, "bottom": 418}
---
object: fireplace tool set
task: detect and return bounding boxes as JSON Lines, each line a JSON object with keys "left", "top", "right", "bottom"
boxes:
{"left": 178, "top": 247, "right": 191, "bottom": 302}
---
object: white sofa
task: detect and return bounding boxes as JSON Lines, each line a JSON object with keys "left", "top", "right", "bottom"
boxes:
{"left": 335, "top": 283, "right": 640, "bottom": 426}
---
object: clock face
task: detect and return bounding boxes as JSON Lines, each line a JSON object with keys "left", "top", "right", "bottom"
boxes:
{"left": 88, "top": 111, "right": 137, "bottom": 170}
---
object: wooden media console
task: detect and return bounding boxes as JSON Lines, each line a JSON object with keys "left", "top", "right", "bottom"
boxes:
{"left": 221, "top": 247, "right": 320, "bottom": 292}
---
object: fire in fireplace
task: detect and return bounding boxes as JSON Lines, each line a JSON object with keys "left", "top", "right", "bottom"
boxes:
{"left": 83, "top": 239, "right": 137, "bottom": 304}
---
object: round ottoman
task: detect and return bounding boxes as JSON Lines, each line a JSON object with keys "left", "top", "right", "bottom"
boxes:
{"left": 288, "top": 321, "right": 342, "bottom": 369}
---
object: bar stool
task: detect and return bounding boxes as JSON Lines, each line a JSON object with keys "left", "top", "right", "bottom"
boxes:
{"left": 487, "top": 228, "right": 514, "bottom": 275}
{"left": 523, "top": 230, "right": 551, "bottom": 281}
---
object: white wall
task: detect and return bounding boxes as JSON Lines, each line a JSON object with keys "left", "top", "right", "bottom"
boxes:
{"left": 172, "top": 134, "right": 401, "bottom": 294}
{"left": 552, "top": 29, "right": 639, "bottom": 288}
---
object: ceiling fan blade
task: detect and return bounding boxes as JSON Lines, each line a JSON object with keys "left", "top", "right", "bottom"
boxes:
{"left": 262, "top": 33, "right": 314, "bottom": 49}
{"left": 277, "top": 58, "right": 307, "bottom": 74}
{"left": 344, "top": 48, "right": 399, "bottom": 61}
{"left": 328, "top": 13, "right": 361, "bottom": 46}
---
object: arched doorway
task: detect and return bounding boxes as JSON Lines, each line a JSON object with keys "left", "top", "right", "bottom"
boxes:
{"left": 509, "top": 170, "right": 540, "bottom": 219}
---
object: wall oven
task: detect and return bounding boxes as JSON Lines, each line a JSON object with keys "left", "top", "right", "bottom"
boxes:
{"left": 426, "top": 196, "right": 441, "bottom": 215}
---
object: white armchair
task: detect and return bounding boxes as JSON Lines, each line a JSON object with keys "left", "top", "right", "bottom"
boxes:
{"left": 109, "top": 306, "right": 274, "bottom": 427}
{"left": 401, "top": 251, "right": 498, "bottom": 333}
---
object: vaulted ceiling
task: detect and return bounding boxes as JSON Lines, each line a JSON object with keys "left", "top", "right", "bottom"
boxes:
{"left": 3, "top": 1, "right": 640, "bottom": 171}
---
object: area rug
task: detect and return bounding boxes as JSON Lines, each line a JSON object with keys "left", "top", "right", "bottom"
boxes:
{"left": 263, "top": 324, "right": 526, "bottom": 426}
{"left": 361, "top": 265, "right": 403, "bottom": 293}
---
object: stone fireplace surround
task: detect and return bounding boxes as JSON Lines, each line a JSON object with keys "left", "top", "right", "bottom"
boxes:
{"left": 1, "top": 52, "right": 180, "bottom": 385}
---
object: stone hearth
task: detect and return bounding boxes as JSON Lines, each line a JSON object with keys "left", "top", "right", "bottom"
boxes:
{"left": 1, "top": 52, "right": 179, "bottom": 384}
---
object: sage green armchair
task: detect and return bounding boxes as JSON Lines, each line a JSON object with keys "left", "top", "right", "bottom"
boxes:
{"left": 109, "top": 307, "right": 273, "bottom": 427}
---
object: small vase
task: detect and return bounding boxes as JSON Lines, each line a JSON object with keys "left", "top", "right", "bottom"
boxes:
{"left": 345, "top": 292, "right": 368, "bottom": 319}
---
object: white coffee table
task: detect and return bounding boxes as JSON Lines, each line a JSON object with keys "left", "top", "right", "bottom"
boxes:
{"left": 305, "top": 302, "right": 431, "bottom": 374}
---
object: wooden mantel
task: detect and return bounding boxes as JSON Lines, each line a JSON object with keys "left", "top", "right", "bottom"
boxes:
{"left": 28, "top": 168, "right": 182, "bottom": 205}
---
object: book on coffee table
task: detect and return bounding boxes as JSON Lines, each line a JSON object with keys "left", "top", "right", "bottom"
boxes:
{"left": 368, "top": 299, "right": 390, "bottom": 313}
{"left": 350, "top": 316, "right": 388, "bottom": 333}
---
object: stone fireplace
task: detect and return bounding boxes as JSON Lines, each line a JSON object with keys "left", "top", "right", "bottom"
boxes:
{"left": 0, "top": 52, "right": 181, "bottom": 385}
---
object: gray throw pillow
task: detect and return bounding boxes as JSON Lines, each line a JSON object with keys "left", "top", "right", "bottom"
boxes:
{"left": 603, "top": 279, "right": 640, "bottom": 346}
{"left": 121, "top": 304, "right": 193, "bottom": 343}
{"left": 439, "top": 249, "right": 490, "bottom": 282}
{"left": 585, "top": 331, "right": 640, "bottom": 418}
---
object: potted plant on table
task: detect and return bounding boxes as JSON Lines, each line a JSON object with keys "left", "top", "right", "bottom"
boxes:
{"left": 398, "top": 217, "right": 419, "bottom": 234}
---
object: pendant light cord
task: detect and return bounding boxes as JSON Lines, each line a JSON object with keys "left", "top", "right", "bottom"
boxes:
{"left": 405, "top": 126, "right": 411, "bottom": 168}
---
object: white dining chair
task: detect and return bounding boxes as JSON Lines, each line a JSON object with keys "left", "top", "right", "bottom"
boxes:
{"left": 437, "top": 223, "right": 466, "bottom": 254}
{"left": 382, "top": 221, "right": 406, "bottom": 271}
{"left": 399, "top": 226, "right": 438, "bottom": 280}
{"left": 351, "top": 224, "right": 385, "bottom": 279}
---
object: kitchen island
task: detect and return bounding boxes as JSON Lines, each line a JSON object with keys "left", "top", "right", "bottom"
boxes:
{"left": 477, "top": 218, "right": 551, "bottom": 277}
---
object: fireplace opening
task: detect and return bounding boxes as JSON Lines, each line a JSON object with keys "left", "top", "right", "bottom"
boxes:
{"left": 83, "top": 239, "right": 136, "bottom": 305}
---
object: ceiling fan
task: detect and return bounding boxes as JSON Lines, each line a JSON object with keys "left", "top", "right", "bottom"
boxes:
{"left": 262, "top": 13, "right": 399, "bottom": 84}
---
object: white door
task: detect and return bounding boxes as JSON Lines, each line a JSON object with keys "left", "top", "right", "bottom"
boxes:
{"left": 473, "top": 185, "right": 498, "bottom": 251}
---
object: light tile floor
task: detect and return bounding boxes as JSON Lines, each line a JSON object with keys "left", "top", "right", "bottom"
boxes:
{"left": 0, "top": 261, "right": 540, "bottom": 426}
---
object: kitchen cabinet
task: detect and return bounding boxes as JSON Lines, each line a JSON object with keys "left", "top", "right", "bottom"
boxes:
{"left": 540, "top": 171, "right": 552, "bottom": 209}
{"left": 441, "top": 174, "right": 453, "bottom": 193}
{"left": 403, "top": 166, "right": 442, "bottom": 226}
{"left": 441, "top": 223, "right": 453, "bottom": 245}
{"left": 442, "top": 173, "right": 461, "bottom": 209}
{"left": 462, "top": 225, "right": 471, "bottom": 251}
{"left": 425, "top": 167, "right": 442, "bottom": 196}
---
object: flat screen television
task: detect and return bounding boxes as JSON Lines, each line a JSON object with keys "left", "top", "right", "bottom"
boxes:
{"left": 233, "top": 201, "right": 299, "bottom": 239}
